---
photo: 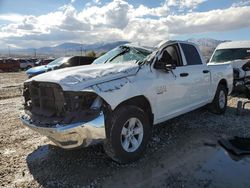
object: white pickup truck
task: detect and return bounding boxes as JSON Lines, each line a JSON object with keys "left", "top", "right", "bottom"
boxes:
{"left": 20, "top": 41, "right": 233, "bottom": 163}
{"left": 209, "top": 40, "right": 250, "bottom": 89}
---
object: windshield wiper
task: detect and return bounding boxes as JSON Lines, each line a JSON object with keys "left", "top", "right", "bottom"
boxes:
{"left": 108, "top": 47, "right": 130, "bottom": 63}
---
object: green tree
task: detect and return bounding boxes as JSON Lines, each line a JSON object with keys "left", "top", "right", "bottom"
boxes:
{"left": 86, "top": 51, "right": 96, "bottom": 57}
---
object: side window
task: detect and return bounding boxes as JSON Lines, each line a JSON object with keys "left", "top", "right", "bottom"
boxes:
{"left": 78, "top": 57, "right": 92, "bottom": 65}
{"left": 78, "top": 57, "right": 84, "bottom": 65}
{"left": 161, "top": 45, "right": 182, "bottom": 66}
{"left": 69, "top": 57, "right": 79, "bottom": 66}
{"left": 180, "top": 43, "right": 202, "bottom": 65}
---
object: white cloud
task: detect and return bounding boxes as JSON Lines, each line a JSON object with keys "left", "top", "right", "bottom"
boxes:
{"left": 0, "top": 0, "right": 250, "bottom": 48}
{"left": 166, "top": 0, "right": 207, "bottom": 11}
{"left": 79, "top": 0, "right": 132, "bottom": 29}
{"left": 164, "top": 6, "right": 250, "bottom": 34}
{"left": 131, "top": 4, "right": 170, "bottom": 17}
{"left": 94, "top": 0, "right": 101, "bottom": 4}
{"left": 232, "top": 0, "right": 250, "bottom": 7}
{"left": 0, "top": 13, "right": 25, "bottom": 22}
{"left": 86, "top": 0, "right": 102, "bottom": 7}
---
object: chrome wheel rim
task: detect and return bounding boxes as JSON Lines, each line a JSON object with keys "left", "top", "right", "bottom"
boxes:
{"left": 120, "top": 117, "right": 144, "bottom": 152}
{"left": 219, "top": 90, "right": 226, "bottom": 109}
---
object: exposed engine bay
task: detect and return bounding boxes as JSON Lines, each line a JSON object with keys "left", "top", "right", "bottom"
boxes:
{"left": 233, "top": 60, "right": 250, "bottom": 87}
{"left": 23, "top": 81, "right": 106, "bottom": 128}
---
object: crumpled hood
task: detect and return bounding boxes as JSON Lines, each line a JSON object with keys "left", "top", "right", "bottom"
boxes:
{"left": 26, "top": 62, "right": 139, "bottom": 90}
{"left": 227, "top": 59, "right": 250, "bottom": 69}
{"left": 209, "top": 59, "right": 249, "bottom": 68}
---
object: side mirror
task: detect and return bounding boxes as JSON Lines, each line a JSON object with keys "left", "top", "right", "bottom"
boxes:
{"left": 165, "top": 63, "right": 176, "bottom": 71}
{"left": 154, "top": 59, "right": 176, "bottom": 72}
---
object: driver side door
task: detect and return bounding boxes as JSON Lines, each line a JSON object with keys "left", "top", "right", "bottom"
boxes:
{"left": 154, "top": 44, "right": 194, "bottom": 122}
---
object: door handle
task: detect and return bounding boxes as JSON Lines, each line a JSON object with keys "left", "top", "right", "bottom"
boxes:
{"left": 203, "top": 70, "right": 210, "bottom": 74}
{"left": 180, "top": 73, "right": 189, "bottom": 77}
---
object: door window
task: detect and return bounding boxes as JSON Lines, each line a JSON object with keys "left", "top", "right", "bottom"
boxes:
{"left": 68, "top": 57, "right": 80, "bottom": 66}
{"left": 160, "top": 45, "right": 182, "bottom": 67}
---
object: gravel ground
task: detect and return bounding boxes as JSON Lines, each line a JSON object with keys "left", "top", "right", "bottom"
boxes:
{"left": 0, "top": 72, "right": 26, "bottom": 100}
{"left": 0, "top": 72, "right": 250, "bottom": 188}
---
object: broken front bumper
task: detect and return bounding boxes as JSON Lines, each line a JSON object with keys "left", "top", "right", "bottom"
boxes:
{"left": 20, "top": 113, "right": 106, "bottom": 149}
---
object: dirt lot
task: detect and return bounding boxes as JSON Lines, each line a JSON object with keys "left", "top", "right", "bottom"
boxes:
{"left": 0, "top": 72, "right": 250, "bottom": 188}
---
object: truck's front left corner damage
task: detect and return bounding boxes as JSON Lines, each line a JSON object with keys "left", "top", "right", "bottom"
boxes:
{"left": 21, "top": 81, "right": 113, "bottom": 149}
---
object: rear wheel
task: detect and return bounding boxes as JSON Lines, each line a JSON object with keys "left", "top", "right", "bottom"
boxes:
{"left": 209, "top": 84, "right": 227, "bottom": 114}
{"left": 104, "top": 105, "right": 151, "bottom": 163}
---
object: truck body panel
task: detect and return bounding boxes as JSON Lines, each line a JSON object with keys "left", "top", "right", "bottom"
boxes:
{"left": 21, "top": 41, "right": 233, "bottom": 149}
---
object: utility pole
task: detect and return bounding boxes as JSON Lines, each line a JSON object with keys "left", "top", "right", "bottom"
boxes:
{"left": 8, "top": 46, "right": 10, "bottom": 57}
{"left": 80, "top": 43, "right": 83, "bottom": 56}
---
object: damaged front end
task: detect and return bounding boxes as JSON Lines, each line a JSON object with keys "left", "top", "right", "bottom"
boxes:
{"left": 20, "top": 81, "right": 107, "bottom": 149}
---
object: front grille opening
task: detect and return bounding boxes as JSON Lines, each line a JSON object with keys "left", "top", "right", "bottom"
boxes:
{"left": 23, "top": 81, "right": 104, "bottom": 127}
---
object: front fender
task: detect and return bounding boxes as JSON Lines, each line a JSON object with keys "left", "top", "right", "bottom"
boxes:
{"left": 82, "top": 77, "right": 140, "bottom": 110}
{"left": 80, "top": 76, "right": 156, "bottom": 116}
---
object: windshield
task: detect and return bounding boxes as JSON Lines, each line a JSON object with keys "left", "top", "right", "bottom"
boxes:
{"left": 93, "top": 46, "right": 151, "bottom": 64}
{"left": 48, "top": 57, "right": 71, "bottom": 66}
{"left": 211, "top": 48, "right": 250, "bottom": 63}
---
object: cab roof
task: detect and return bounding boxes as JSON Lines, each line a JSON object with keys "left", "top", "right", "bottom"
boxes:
{"left": 156, "top": 40, "right": 198, "bottom": 50}
{"left": 217, "top": 40, "right": 250, "bottom": 50}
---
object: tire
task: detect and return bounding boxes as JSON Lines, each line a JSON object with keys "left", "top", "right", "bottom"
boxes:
{"left": 104, "top": 105, "right": 151, "bottom": 163}
{"left": 209, "top": 84, "right": 227, "bottom": 114}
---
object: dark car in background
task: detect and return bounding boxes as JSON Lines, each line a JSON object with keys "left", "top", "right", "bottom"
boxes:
{"left": 0, "top": 58, "right": 20, "bottom": 72}
{"left": 26, "top": 56, "right": 96, "bottom": 78}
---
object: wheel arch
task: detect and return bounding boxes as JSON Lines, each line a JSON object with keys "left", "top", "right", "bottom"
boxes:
{"left": 218, "top": 79, "right": 228, "bottom": 94}
{"left": 114, "top": 95, "right": 154, "bottom": 126}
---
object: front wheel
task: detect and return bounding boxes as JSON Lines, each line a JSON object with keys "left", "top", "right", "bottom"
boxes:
{"left": 104, "top": 105, "right": 151, "bottom": 163}
{"left": 209, "top": 84, "right": 227, "bottom": 114}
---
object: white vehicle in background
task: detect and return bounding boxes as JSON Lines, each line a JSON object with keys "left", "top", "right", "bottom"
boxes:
{"left": 20, "top": 41, "right": 233, "bottom": 163}
{"left": 19, "top": 59, "right": 35, "bottom": 70}
{"left": 209, "top": 41, "right": 250, "bottom": 88}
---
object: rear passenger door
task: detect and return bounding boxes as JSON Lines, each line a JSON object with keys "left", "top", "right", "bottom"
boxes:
{"left": 179, "top": 43, "right": 210, "bottom": 106}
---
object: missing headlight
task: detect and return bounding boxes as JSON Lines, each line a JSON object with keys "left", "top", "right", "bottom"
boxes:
{"left": 23, "top": 81, "right": 106, "bottom": 127}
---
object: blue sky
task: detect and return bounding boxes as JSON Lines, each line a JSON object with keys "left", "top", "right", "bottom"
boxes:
{"left": 0, "top": 0, "right": 250, "bottom": 48}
